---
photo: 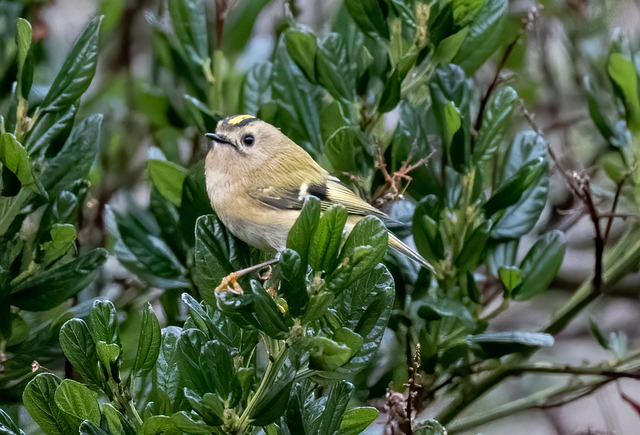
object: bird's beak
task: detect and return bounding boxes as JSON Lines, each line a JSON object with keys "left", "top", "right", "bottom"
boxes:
{"left": 205, "top": 133, "right": 236, "bottom": 149}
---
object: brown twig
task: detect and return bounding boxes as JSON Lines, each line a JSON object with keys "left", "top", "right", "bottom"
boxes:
{"left": 372, "top": 146, "right": 434, "bottom": 208}
{"left": 604, "top": 180, "right": 625, "bottom": 242}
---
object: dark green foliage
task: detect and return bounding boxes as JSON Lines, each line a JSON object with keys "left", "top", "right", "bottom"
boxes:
{"left": 3, "top": 1, "right": 640, "bottom": 434}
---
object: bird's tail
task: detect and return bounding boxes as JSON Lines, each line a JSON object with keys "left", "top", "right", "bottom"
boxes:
{"left": 388, "top": 233, "right": 436, "bottom": 274}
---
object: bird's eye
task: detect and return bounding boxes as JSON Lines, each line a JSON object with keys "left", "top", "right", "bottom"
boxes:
{"left": 242, "top": 134, "right": 255, "bottom": 146}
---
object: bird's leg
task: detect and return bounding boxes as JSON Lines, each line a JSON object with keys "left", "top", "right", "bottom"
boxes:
{"left": 215, "top": 258, "right": 279, "bottom": 294}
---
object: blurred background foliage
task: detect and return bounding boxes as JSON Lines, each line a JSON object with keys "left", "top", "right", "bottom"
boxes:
{"left": 1, "top": 0, "right": 640, "bottom": 434}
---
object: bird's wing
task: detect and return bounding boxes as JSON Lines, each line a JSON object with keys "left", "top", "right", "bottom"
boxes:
{"left": 249, "top": 175, "right": 389, "bottom": 220}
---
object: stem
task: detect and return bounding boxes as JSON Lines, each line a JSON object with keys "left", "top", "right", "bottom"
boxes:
{"left": 236, "top": 339, "right": 289, "bottom": 433}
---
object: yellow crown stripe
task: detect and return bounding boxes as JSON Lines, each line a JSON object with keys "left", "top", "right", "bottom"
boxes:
{"left": 226, "top": 114, "right": 256, "bottom": 125}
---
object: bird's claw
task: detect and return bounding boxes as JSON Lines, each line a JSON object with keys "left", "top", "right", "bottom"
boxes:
{"left": 215, "top": 272, "right": 244, "bottom": 294}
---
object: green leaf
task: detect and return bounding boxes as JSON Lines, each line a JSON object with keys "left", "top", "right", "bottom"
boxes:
{"left": 0, "top": 133, "right": 35, "bottom": 186}
{"left": 454, "top": 220, "right": 490, "bottom": 272}
{"left": 241, "top": 62, "right": 272, "bottom": 115}
{"left": 221, "top": 0, "right": 270, "bottom": 55}
{"left": 452, "top": 0, "right": 508, "bottom": 74}
{"left": 589, "top": 317, "right": 610, "bottom": 351}
{"left": 379, "top": 68, "right": 401, "bottom": 113}
{"left": 59, "top": 319, "right": 103, "bottom": 387}
{"left": 316, "top": 381, "right": 354, "bottom": 434}
{"left": 40, "top": 114, "right": 102, "bottom": 198}
{"left": 316, "top": 33, "right": 356, "bottom": 103}
{"left": 148, "top": 159, "right": 189, "bottom": 207}
{"left": 286, "top": 196, "right": 321, "bottom": 266}
{"left": 89, "top": 299, "right": 119, "bottom": 345}
{"left": 584, "top": 77, "right": 614, "bottom": 141}
{"left": 498, "top": 266, "right": 522, "bottom": 297}
{"left": 271, "top": 41, "right": 324, "bottom": 154}
{"left": 155, "top": 326, "right": 182, "bottom": 404}
{"left": 54, "top": 379, "right": 101, "bottom": 429}
{"left": 325, "top": 127, "right": 366, "bottom": 175}
{"left": 330, "top": 265, "right": 394, "bottom": 376}
{"left": 417, "top": 296, "right": 477, "bottom": 329}
{"left": 10, "top": 244, "right": 103, "bottom": 302}
{"left": 171, "top": 410, "right": 220, "bottom": 433}
{"left": 491, "top": 131, "right": 549, "bottom": 238}
{"left": 327, "top": 216, "right": 388, "bottom": 293}
{"left": 168, "top": 0, "right": 209, "bottom": 66}
{"left": 79, "top": 420, "right": 110, "bottom": 435}
{"left": 309, "top": 336, "right": 353, "bottom": 370}
{"left": 23, "top": 105, "right": 77, "bottom": 156}
{"left": 483, "top": 158, "right": 545, "bottom": 217}
{"left": 41, "top": 224, "right": 76, "bottom": 267}
{"left": 513, "top": 230, "right": 566, "bottom": 300}
{"left": 138, "top": 416, "right": 181, "bottom": 435}
{"left": 338, "top": 407, "right": 378, "bottom": 435}
{"left": 344, "top": 0, "right": 389, "bottom": 39}
{"left": 10, "top": 248, "right": 107, "bottom": 311}
{"left": 467, "top": 331, "right": 554, "bottom": 358}
{"left": 194, "top": 214, "right": 241, "bottom": 304}
{"left": 248, "top": 362, "right": 295, "bottom": 427}
{"left": 249, "top": 280, "right": 291, "bottom": 339}
{"left": 608, "top": 53, "right": 640, "bottom": 132}
{"left": 279, "top": 248, "right": 309, "bottom": 317}
{"left": 183, "top": 389, "right": 224, "bottom": 426}
{"left": 102, "top": 403, "right": 131, "bottom": 435}
{"left": 413, "top": 195, "right": 444, "bottom": 262}
{"left": 133, "top": 303, "right": 162, "bottom": 376}
{"left": 200, "top": 340, "right": 242, "bottom": 405}
{"left": 0, "top": 407, "right": 26, "bottom": 435}
{"left": 40, "top": 16, "right": 102, "bottom": 112}
{"left": 309, "top": 205, "right": 349, "bottom": 274}
{"left": 16, "top": 18, "right": 33, "bottom": 99}
{"left": 285, "top": 29, "right": 317, "bottom": 83}
{"left": 23, "top": 373, "right": 75, "bottom": 435}
{"left": 474, "top": 86, "right": 518, "bottom": 162}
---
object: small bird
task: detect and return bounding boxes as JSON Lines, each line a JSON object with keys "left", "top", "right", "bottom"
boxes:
{"left": 204, "top": 114, "right": 434, "bottom": 276}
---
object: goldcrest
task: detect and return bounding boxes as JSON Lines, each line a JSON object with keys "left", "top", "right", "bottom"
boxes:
{"left": 205, "top": 114, "right": 434, "bottom": 273}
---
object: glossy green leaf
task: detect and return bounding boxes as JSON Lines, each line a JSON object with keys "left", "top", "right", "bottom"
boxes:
{"left": 133, "top": 303, "right": 162, "bottom": 376}
{"left": 379, "top": 68, "right": 401, "bottom": 113}
{"left": 183, "top": 389, "right": 224, "bottom": 426}
{"left": 138, "top": 416, "right": 180, "bottom": 435}
{"left": 194, "top": 214, "right": 240, "bottom": 304}
{"left": 0, "top": 133, "right": 35, "bottom": 186}
{"left": 168, "top": 0, "right": 209, "bottom": 65}
{"left": 414, "top": 419, "right": 448, "bottom": 435}
{"left": 413, "top": 195, "right": 444, "bottom": 262}
{"left": 483, "top": 158, "right": 545, "bottom": 217}
{"left": 468, "top": 331, "right": 554, "bottom": 358}
{"left": 474, "top": 86, "right": 518, "bottom": 162}
{"left": 286, "top": 196, "right": 321, "bottom": 265}
{"left": 148, "top": 159, "right": 189, "bottom": 207}
{"left": 338, "top": 407, "right": 378, "bottom": 435}
{"left": 248, "top": 363, "right": 295, "bottom": 426}
{"left": 309, "top": 336, "right": 352, "bottom": 371}
{"left": 16, "top": 18, "right": 33, "bottom": 99}
{"left": 325, "top": 127, "right": 366, "bottom": 175}
{"left": 40, "top": 114, "right": 102, "bottom": 198}
{"left": 285, "top": 29, "right": 317, "bottom": 83}
{"left": 513, "top": 230, "right": 566, "bottom": 300}
{"left": 221, "top": 0, "right": 270, "bottom": 55}
{"left": 59, "top": 319, "right": 103, "bottom": 387}
{"left": 498, "top": 266, "right": 522, "bottom": 297}
{"left": 89, "top": 299, "right": 119, "bottom": 345}
{"left": 608, "top": 53, "right": 640, "bottom": 132}
{"left": 0, "top": 407, "right": 26, "bottom": 435}
{"left": 79, "top": 420, "right": 109, "bottom": 435}
{"left": 327, "top": 216, "right": 388, "bottom": 293}
{"left": 309, "top": 205, "right": 348, "bottom": 274}
{"left": 417, "top": 296, "right": 477, "bottom": 329}
{"left": 315, "top": 381, "right": 354, "bottom": 434}
{"left": 155, "top": 326, "right": 182, "bottom": 404}
{"left": 279, "top": 248, "right": 309, "bottom": 317}
{"left": 40, "top": 16, "right": 102, "bottom": 112}
{"left": 23, "top": 105, "right": 77, "bottom": 156}
{"left": 584, "top": 77, "right": 614, "bottom": 141}
{"left": 23, "top": 373, "right": 75, "bottom": 435}
{"left": 41, "top": 224, "right": 76, "bottom": 267}
{"left": 102, "top": 403, "right": 130, "bottom": 435}
{"left": 344, "top": 0, "right": 389, "bottom": 39}
{"left": 200, "top": 340, "right": 242, "bottom": 405}
{"left": 54, "top": 379, "right": 101, "bottom": 429}
{"left": 316, "top": 33, "right": 356, "bottom": 103}
{"left": 241, "top": 62, "right": 272, "bottom": 115}
{"left": 10, "top": 248, "right": 107, "bottom": 311}
{"left": 453, "top": 0, "right": 508, "bottom": 74}
{"left": 454, "top": 220, "right": 490, "bottom": 272}
{"left": 171, "top": 410, "right": 220, "bottom": 433}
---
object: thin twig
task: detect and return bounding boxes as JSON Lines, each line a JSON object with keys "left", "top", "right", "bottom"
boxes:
{"left": 604, "top": 180, "right": 625, "bottom": 242}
